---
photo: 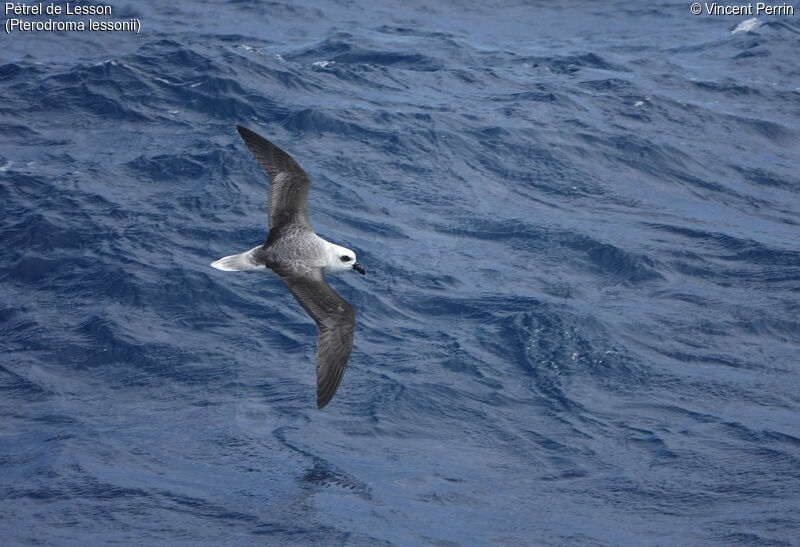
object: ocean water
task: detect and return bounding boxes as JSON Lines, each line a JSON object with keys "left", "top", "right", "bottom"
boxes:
{"left": 2, "top": 0, "right": 799, "bottom": 544}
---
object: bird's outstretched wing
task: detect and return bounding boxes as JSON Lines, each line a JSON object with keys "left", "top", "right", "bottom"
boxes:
{"left": 280, "top": 269, "right": 355, "bottom": 409}
{"left": 237, "top": 125, "right": 312, "bottom": 229}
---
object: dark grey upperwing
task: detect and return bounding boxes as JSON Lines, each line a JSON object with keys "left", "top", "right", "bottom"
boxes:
{"left": 279, "top": 269, "right": 355, "bottom": 409}
{"left": 236, "top": 125, "right": 312, "bottom": 229}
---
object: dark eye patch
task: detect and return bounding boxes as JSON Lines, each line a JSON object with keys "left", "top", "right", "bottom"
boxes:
{"left": 340, "top": 255, "right": 352, "bottom": 262}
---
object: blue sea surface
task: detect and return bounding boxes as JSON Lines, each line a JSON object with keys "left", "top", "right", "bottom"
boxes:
{"left": 2, "top": 0, "right": 800, "bottom": 544}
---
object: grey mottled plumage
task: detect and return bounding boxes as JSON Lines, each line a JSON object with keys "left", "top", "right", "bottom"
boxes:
{"left": 212, "top": 126, "right": 364, "bottom": 409}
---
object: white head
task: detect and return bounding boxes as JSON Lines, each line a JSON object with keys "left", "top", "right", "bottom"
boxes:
{"left": 324, "top": 243, "right": 365, "bottom": 275}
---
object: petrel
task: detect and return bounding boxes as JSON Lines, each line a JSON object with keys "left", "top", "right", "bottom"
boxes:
{"left": 212, "top": 126, "right": 364, "bottom": 409}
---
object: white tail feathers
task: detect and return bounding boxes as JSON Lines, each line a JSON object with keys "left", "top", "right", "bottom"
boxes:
{"left": 210, "top": 246, "right": 263, "bottom": 271}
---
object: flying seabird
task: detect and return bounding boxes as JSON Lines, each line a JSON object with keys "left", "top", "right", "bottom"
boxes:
{"left": 212, "top": 126, "right": 365, "bottom": 409}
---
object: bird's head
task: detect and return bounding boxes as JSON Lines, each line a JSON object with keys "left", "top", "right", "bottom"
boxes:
{"left": 325, "top": 244, "right": 365, "bottom": 275}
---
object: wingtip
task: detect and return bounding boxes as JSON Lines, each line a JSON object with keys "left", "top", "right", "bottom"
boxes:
{"left": 236, "top": 124, "right": 272, "bottom": 152}
{"left": 315, "top": 360, "right": 348, "bottom": 410}
{"left": 316, "top": 390, "right": 334, "bottom": 410}
{"left": 316, "top": 375, "right": 342, "bottom": 410}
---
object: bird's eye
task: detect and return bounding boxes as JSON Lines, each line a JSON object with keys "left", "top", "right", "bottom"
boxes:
{"left": 340, "top": 255, "right": 352, "bottom": 262}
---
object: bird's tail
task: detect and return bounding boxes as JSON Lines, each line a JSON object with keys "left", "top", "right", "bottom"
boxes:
{"left": 210, "top": 246, "right": 262, "bottom": 271}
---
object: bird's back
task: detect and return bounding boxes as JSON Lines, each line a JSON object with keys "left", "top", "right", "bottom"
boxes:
{"left": 258, "top": 224, "right": 326, "bottom": 275}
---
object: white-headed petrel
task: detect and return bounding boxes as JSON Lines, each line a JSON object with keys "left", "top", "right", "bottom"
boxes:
{"left": 212, "top": 126, "right": 364, "bottom": 409}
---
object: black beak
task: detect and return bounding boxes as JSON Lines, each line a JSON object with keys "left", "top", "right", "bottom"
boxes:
{"left": 352, "top": 262, "right": 365, "bottom": 275}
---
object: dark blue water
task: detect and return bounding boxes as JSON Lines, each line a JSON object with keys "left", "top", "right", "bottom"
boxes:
{"left": 2, "top": 1, "right": 799, "bottom": 544}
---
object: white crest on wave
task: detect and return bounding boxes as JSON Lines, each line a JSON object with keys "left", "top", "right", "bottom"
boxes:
{"left": 732, "top": 18, "right": 761, "bottom": 34}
